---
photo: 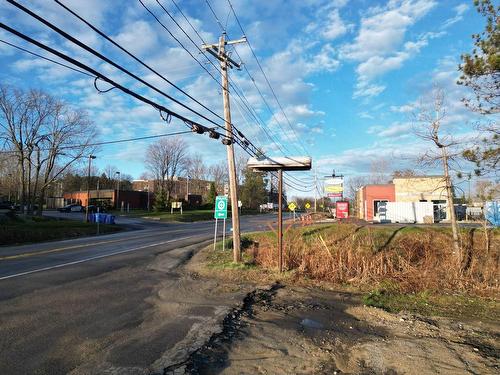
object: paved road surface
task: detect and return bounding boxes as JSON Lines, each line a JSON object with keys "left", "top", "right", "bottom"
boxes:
{"left": 0, "top": 213, "right": 282, "bottom": 374}
{"left": 0, "top": 213, "right": 280, "bottom": 281}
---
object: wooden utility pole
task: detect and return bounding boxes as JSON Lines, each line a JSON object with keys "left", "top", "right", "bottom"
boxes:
{"left": 202, "top": 34, "right": 246, "bottom": 262}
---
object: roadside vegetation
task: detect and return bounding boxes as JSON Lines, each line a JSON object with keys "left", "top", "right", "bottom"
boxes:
{"left": 202, "top": 223, "right": 499, "bottom": 320}
{"left": 0, "top": 216, "right": 122, "bottom": 246}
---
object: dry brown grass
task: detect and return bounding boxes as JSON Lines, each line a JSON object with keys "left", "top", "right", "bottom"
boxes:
{"left": 250, "top": 224, "right": 499, "bottom": 295}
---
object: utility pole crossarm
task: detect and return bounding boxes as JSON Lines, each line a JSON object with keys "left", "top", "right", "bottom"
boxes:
{"left": 201, "top": 35, "right": 244, "bottom": 69}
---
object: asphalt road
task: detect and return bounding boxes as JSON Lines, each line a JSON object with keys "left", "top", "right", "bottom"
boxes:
{"left": 0, "top": 213, "right": 281, "bottom": 374}
{"left": 0, "top": 212, "right": 280, "bottom": 281}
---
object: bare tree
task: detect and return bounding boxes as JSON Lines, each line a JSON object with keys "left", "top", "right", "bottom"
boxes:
{"left": 145, "top": 137, "right": 188, "bottom": 205}
{"left": 0, "top": 85, "right": 96, "bottom": 214}
{"left": 208, "top": 161, "right": 228, "bottom": 194}
{"left": 235, "top": 153, "right": 248, "bottom": 186}
{"left": 186, "top": 153, "right": 206, "bottom": 180}
{"left": 344, "top": 175, "right": 370, "bottom": 201}
{"left": 369, "top": 158, "right": 391, "bottom": 184}
{"left": 185, "top": 153, "right": 207, "bottom": 196}
{"left": 392, "top": 169, "right": 418, "bottom": 178}
{"left": 413, "top": 86, "right": 461, "bottom": 260}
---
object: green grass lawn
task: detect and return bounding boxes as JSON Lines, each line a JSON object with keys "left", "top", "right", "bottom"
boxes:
{"left": 363, "top": 286, "right": 499, "bottom": 321}
{"left": 0, "top": 216, "right": 123, "bottom": 246}
{"left": 114, "top": 208, "right": 265, "bottom": 222}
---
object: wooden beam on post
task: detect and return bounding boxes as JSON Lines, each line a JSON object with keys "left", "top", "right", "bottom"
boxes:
{"left": 247, "top": 156, "right": 312, "bottom": 272}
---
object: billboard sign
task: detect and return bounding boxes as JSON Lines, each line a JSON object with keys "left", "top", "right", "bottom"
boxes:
{"left": 324, "top": 177, "right": 343, "bottom": 197}
{"left": 327, "top": 193, "right": 342, "bottom": 198}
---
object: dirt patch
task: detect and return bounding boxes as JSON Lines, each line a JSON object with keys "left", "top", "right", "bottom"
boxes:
{"left": 182, "top": 285, "right": 499, "bottom": 374}
{"left": 183, "top": 241, "right": 500, "bottom": 375}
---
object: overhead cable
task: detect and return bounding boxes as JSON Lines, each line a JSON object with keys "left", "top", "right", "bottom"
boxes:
{"left": 227, "top": 0, "right": 310, "bottom": 156}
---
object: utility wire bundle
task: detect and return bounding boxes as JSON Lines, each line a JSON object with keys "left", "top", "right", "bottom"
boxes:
{"left": 0, "top": 0, "right": 316, "bottom": 193}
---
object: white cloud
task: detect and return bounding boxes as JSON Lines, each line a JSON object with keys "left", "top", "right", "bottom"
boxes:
{"left": 441, "top": 3, "right": 469, "bottom": 29}
{"left": 341, "top": 0, "right": 438, "bottom": 99}
{"left": 390, "top": 104, "right": 415, "bottom": 113}
{"left": 359, "top": 111, "right": 374, "bottom": 119}
{"left": 341, "top": 0, "right": 436, "bottom": 60}
{"left": 321, "top": 9, "right": 352, "bottom": 40}
{"left": 353, "top": 82, "right": 386, "bottom": 99}
{"left": 114, "top": 20, "right": 159, "bottom": 56}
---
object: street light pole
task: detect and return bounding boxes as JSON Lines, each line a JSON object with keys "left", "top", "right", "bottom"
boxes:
{"left": 115, "top": 171, "right": 120, "bottom": 211}
{"left": 7, "top": 173, "right": 12, "bottom": 202}
{"left": 147, "top": 180, "right": 150, "bottom": 211}
{"left": 85, "top": 155, "right": 96, "bottom": 222}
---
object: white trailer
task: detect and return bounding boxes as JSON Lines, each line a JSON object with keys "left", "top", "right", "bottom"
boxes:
{"left": 377, "top": 202, "right": 434, "bottom": 224}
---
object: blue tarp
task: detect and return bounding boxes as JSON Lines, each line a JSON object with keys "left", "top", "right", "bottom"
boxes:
{"left": 485, "top": 201, "right": 500, "bottom": 227}
{"left": 89, "top": 213, "right": 115, "bottom": 224}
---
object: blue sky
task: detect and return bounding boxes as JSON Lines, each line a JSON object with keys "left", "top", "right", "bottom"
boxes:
{"left": 0, "top": 0, "right": 490, "bottom": 196}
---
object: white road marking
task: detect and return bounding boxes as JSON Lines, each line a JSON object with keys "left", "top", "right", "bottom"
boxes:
{"left": 0, "top": 228, "right": 190, "bottom": 260}
{"left": 0, "top": 235, "right": 195, "bottom": 281}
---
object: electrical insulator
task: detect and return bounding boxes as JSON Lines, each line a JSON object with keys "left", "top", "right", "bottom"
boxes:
{"left": 191, "top": 124, "right": 205, "bottom": 134}
{"left": 222, "top": 138, "right": 232, "bottom": 146}
{"left": 209, "top": 130, "right": 220, "bottom": 139}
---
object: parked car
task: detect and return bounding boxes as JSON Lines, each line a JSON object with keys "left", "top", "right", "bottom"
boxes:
{"left": 58, "top": 204, "right": 83, "bottom": 212}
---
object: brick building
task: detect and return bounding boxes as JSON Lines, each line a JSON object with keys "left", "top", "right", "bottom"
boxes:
{"left": 357, "top": 184, "right": 396, "bottom": 221}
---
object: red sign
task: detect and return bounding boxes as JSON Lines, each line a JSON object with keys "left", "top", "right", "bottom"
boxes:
{"left": 336, "top": 201, "right": 349, "bottom": 219}
{"left": 327, "top": 193, "right": 342, "bottom": 198}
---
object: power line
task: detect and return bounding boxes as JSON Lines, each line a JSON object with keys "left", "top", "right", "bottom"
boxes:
{"left": 141, "top": 0, "right": 267, "bottom": 157}
{"left": 170, "top": 0, "right": 208, "bottom": 44}
{"left": 0, "top": 130, "right": 193, "bottom": 154}
{"left": 205, "top": 0, "right": 226, "bottom": 32}
{"left": 144, "top": 0, "right": 276, "bottom": 159}
{"left": 10, "top": 0, "right": 234, "bottom": 139}
{"left": 137, "top": 0, "right": 224, "bottom": 89}
{"left": 0, "top": 38, "right": 93, "bottom": 77}
{"left": 226, "top": 0, "right": 310, "bottom": 156}
{"left": 0, "top": 22, "right": 235, "bottom": 145}
{"left": 199, "top": 2, "right": 301, "bottom": 155}
{"left": 163, "top": 0, "right": 293, "bottom": 156}
{"left": 54, "top": 0, "right": 251, "bottom": 146}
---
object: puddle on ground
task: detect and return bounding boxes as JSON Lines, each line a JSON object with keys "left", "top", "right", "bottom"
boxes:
{"left": 300, "top": 318, "right": 324, "bottom": 329}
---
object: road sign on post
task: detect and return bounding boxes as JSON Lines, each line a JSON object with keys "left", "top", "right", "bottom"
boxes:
{"left": 214, "top": 196, "right": 228, "bottom": 219}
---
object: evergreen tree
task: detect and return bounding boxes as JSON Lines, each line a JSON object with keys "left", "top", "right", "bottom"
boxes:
{"left": 458, "top": 0, "right": 499, "bottom": 114}
{"left": 153, "top": 190, "right": 167, "bottom": 211}
{"left": 207, "top": 182, "right": 217, "bottom": 207}
{"left": 240, "top": 169, "right": 267, "bottom": 210}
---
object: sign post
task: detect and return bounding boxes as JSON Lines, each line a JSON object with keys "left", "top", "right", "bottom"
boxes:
{"left": 214, "top": 196, "right": 228, "bottom": 251}
{"left": 213, "top": 218, "right": 218, "bottom": 251}
{"left": 288, "top": 202, "right": 297, "bottom": 221}
{"left": 247, "top": 156, "right": 312, "bottom": 272}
